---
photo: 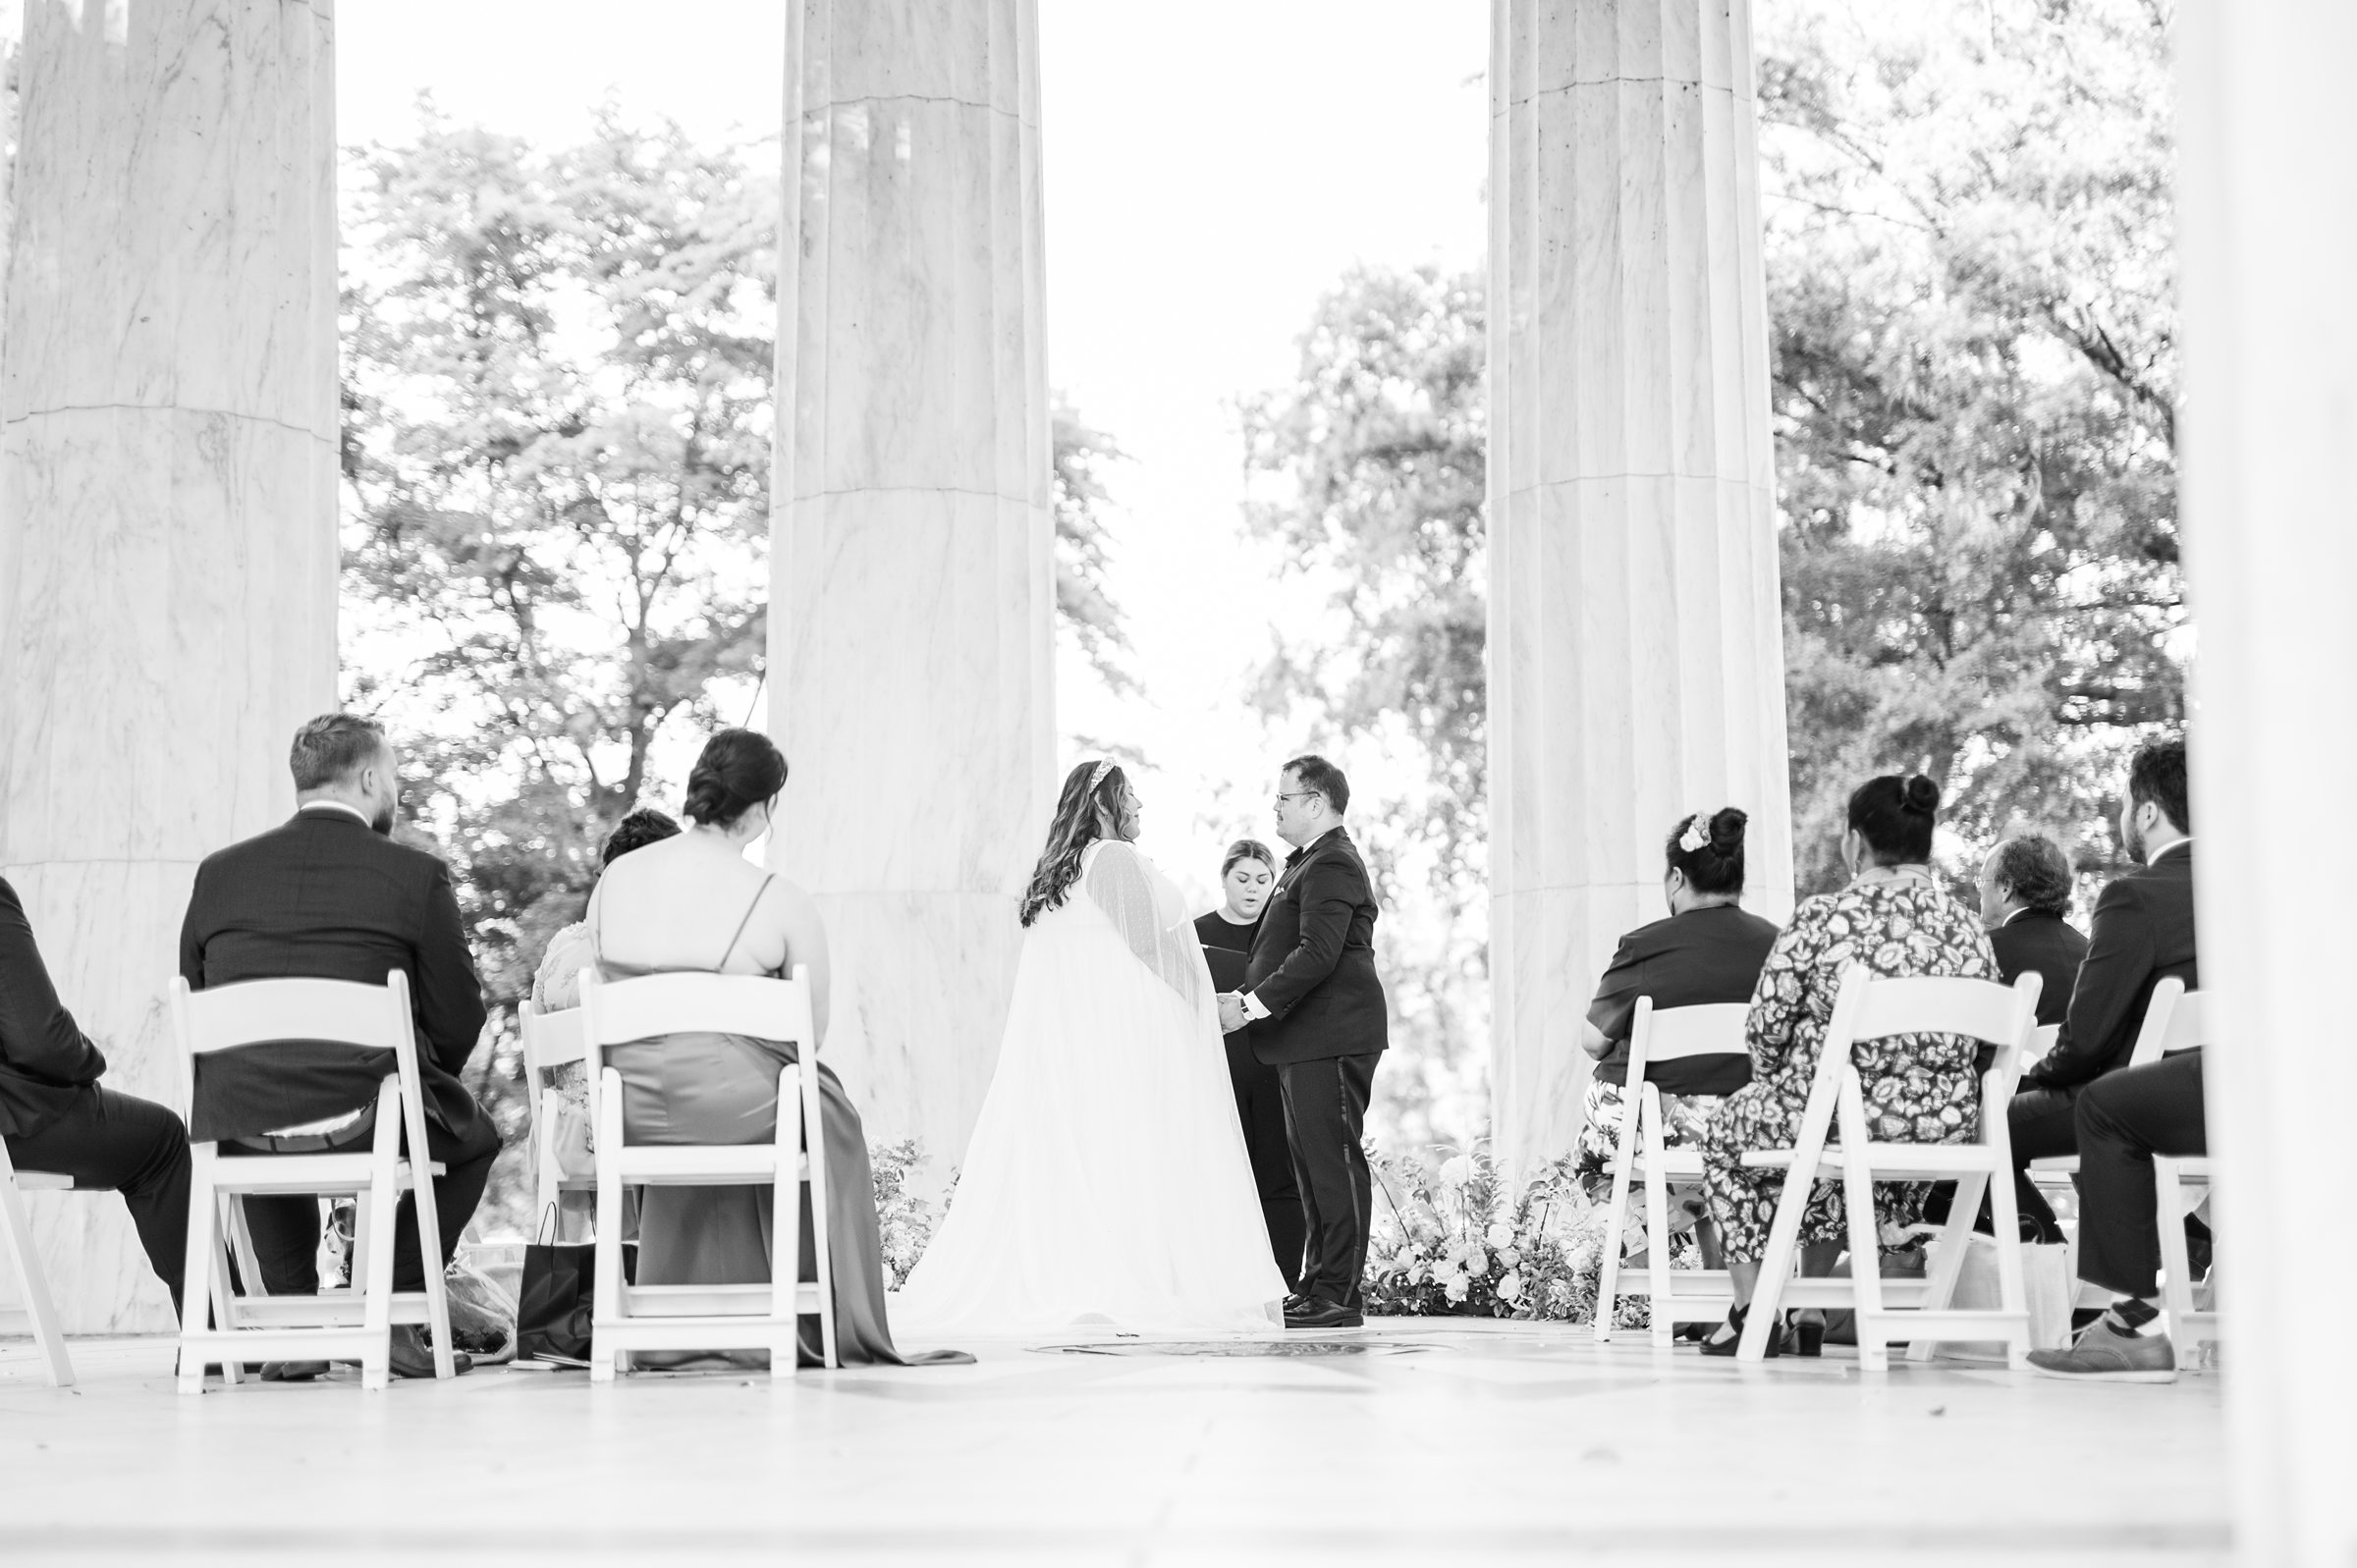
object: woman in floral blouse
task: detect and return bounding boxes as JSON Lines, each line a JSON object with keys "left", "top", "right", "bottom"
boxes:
{"left": 1697, "top": 775, "right": 1999, "bottom": 1356}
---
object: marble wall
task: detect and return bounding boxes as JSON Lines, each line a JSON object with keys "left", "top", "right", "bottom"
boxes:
{"left": 0, "top": 0, "right": 340, "bottom": 1330}
{"left": 767, "top": 0, "right": 1055, "bottom": 1185}
{"left": 1486, "top": 0, "right": 1795, "bottom": 1176}
{"left": 2176, "top": 2, "right": 2357, "bottom": 1561}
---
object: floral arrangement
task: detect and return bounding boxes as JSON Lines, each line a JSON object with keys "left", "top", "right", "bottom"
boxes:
{"left": 1361, "top": 1141, "right": 1668, "bottom": 1327}
{"left": 871, "top": 1138, "right": 952, "bottom": 1291}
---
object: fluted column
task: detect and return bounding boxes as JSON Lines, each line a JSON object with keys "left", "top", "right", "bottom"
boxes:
{"left": 0, "top": 0, "right": 339, "bottom": 1329}
{"left": 1487, "top": 0, "right": 1794, "bottom": 1176}
{"left": 769, "top": 0, "right": 1054, "bottom": 1180}
{"left": 2177, "top": 3, "right": 2357, "bottom": 1562}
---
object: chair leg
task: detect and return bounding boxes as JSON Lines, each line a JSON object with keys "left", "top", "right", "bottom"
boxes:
{"left": 1907, "top": 1173, "right": 1984, "bottom": 1364}
{"left": 2154, "top": 1159, "right": 2197, "bottom": 1345}
{"left": 1594, "top": 1093, "right": 1637, "bottom": 1348}
{"left": 590, "top": 1074, "right": 626, "bottom": 1383}
{"left": 406, "top": 1167, "right": 456, "bottom": 1381}
{"left": 0, "top": 1175, "right": 75, "bottom": 1388}
{"left": 1643, "top": 1099, "right": 1675, "bottom": 1349}
{"left": 1844, "top": 1156, "right": 1889, "bottom": 1374}
{"left": 800, "top": 1068, "right": 838, "bottom": 1371}
{"left": 358, "top": 1113, "right": 401, "bottom": 1392}
{"left": 771, "top": 1066, "right": 805, "bottom": 1378}
{"left": 178, "top": 1149, "right": 222, "bottom": 1394}
{"left": 1986, "top": 1162, "right": 2031, "bottom": 1370}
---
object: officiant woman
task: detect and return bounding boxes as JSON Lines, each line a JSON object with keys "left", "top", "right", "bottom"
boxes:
{"left": 1197, "top": 839, "right": 1305, "bottom": 1292}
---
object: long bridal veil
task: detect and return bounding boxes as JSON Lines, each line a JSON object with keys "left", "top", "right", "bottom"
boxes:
{"left": 891, "top": 839, "right": 1287, "bottom": 1337}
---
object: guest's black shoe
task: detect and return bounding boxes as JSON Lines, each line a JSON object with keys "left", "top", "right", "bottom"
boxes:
{"left": 387, "top": 1325, "right": 469, "bottom": 1379}
{"left": 1282, "top": 1292, "right": 1313, "bottom": 1314}
{"left": 1791, "top": 1311, "right": 1825, "bottom": 1358}
{"left": 1699, "top": 1303, "right": 1780, "bottom": 1358}
{"left": 1284, "top": 1297, "right": 1363, "bottom": 1329}
{"left": 258, "top": 1361, "right": 329, "bottom": 1382}
{"left": 1672, "top": 1322, "right": 1712, "bottom": 1344}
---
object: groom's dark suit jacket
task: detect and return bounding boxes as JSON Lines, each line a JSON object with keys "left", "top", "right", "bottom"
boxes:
{"left": 178, "top": 806, "right": 489, "bottom": 1145}
{"left": 1245, "top": 826, "right": 1388, "bottom": 1066}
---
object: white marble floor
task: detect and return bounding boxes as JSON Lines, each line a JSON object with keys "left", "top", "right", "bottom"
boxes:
{"left": 0, "top": 1322, "right": 2226, "bottom": 1566}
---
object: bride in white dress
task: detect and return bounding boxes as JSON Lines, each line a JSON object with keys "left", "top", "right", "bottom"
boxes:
{"left": 894, "top": 760, "right": 1288, "bottom": 1335}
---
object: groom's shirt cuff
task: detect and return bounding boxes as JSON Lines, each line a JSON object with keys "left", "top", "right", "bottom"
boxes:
{"left": 1240, "top": 992, "right": 1271, "bottom": 1022}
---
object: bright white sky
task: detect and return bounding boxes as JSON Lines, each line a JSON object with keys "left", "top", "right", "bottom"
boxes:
{"left": 337, "top": 0, "right": 1491, "bottom": 905}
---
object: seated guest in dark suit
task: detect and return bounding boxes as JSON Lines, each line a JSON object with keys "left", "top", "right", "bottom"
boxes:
{"left": 1575, "top": 809, "right": 1780, "bottom": 1271}
{"left": 2030, "top": 735, "right": 2204, "bottom": 1383}
{"left": 1979, "top": 835, "right": 2087, "bottom": 1030}
{"left": 179, "top": 713, "right": 496, "bottom": 1379}
{"left": 2006, "top": 739, "right": 2195, "bottom": 1245}
{"left": 1, "top": 877, "right": 192, "bottom": 1319}
{"left": 1194, "top": 838, "right": 1303, "bottom": 1292}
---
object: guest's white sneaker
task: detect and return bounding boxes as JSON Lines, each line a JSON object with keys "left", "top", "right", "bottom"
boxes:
{"left": 2027, "top": 1316, "right": 2177, "bottom": 1383}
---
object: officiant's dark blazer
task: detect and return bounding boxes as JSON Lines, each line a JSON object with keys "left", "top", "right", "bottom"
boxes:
{"left": 178, "top": 806, "right": 488, "bottom": 1145}
{"left": 1245, "top": 826, "right": 1388, "bottom": 1067}
{"left": 2021, "top": 841, "right": 2196, "bottom": 1092}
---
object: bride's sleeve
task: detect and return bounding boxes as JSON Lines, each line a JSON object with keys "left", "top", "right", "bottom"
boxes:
{"left": 1082, "top": 843, "right": 1208, "bottom": 1013}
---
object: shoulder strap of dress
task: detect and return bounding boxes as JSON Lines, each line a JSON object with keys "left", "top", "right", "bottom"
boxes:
{"left": 716, "top": 875, "right": 776, "bottom": 970}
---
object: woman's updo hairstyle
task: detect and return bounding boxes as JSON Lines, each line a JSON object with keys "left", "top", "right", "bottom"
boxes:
{"left": 1222, "top": 838, "right": 1278, "bottom": 878}
{"left": 683, "top": 729, "right": 788, "bottom": 831}
{"left": 1847, "top": 773, "right": 1942, "bottom": 865}
{"left": 600, "top": 807, "right": 681, "bottom": 867}
{"left": 1665, "top": 807, "right": 1748, "bottom": 896}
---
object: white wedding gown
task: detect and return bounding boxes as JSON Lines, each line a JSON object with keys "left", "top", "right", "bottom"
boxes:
{"left": 893, "top": 839, "right": 1287, "bottom": 1336}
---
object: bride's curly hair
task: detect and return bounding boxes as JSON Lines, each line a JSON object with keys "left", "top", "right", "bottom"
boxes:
{"left": 1019, "top": 761, "right": 1128, "bottom": 927}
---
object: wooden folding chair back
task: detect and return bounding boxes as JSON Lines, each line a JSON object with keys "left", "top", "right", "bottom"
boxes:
{"left": 0, "top": 1130, "right": 77, "bottom": 1385}
{"left": 577, "top": 966, "right": 835, "bottom": 1377}
{"left": 170, "top": 971, "right": 457, "bottom": 1392}
{"left": 1594, "top": 1000, "right": 1749, "bottom": 1347}
{"left": 1737, "top": 966, "right": 2045, "bottom": 1368}
{"left": 2126, "top": 979, "right": 2204, "bottom": 1066}
{"left": 2120, "top": 982, "right": 2218, "bottom": 1350}
{"left": 519, "top": 1000, "right": 593, "bottom": 1233}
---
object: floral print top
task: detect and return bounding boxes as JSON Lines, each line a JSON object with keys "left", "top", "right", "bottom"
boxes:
{"left": 1745, "top": 874, "right": 2001, "bottom": 1142}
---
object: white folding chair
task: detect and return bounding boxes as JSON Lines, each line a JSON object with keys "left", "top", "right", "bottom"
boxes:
{"left": 171, "top": 972, "right": 458, "bottom": 1392}
{"left": 579, "top": 966, "right": 836, "bottom": 1378}
{"left": 519, "top": 1001, "right": 595, "bottom": 1238}
{"left": 1593, "top": 1000, "right": 1749, "bottom": 1347}
{"left": 0, "top": 1137, "right": 77, "bottom": 1385}
{"left": 1737, "top": 967, "right": 2045, "bottom": 1369}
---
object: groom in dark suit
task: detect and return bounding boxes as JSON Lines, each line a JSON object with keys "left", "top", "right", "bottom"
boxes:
{"left": 179, "top": 713, "right": 497, "bottom": 1379}
{"left": 1219, "top": 755, "right": 1386, "bottom": 1329}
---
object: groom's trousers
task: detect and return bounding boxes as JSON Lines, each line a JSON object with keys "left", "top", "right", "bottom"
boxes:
{"left": 1279, "top": 1053, "right": 1378, "bottom": 1311}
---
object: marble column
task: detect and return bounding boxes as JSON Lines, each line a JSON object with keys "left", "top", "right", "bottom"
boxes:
{"left": 0, "top": 0, "right": 339, "bottom": 1330}
{"left": 768, "top": 0, "right": 1054, "bottom": 1184}
{"left": 2176, "top": 2, "right": 2357, "bottom": 1562}
{"left": 1486, "top": 0, "right": 1794, "bottom": 1176}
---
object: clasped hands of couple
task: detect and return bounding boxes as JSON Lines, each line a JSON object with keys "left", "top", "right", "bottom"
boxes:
{"left": 1215, "top": 992, "right": 1254, "bottom": 1035}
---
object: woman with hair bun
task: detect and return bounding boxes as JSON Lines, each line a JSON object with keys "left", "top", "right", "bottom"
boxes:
{"left": 1194, "top": 838, "right": 1304, "bottom": 1292}
{"left": 1695, "top": 774, "right": 1999, "bottom": 1357}
{"left": 587, "top": 729, "right": 966, "bottom": 1367}
{"left": 1574, "top": 808, "right": 1780, "bottom": 1275}
{"left": 895, "top": 761, "right": 1288, "bottom": 1335}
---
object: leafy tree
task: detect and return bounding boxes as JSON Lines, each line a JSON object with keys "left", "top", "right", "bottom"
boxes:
{"left": 1758, "top": 0, "right": 2183, "bottom": 892}
{"left": 1239, "top": 264, "right": 1488, "bottom": 1144}
{"left": 340, "top": 107, "right": 1130, "bottom": 1230}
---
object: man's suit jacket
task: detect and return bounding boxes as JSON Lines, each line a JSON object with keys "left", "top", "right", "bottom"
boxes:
{"left": 1989, "top": 908, "right": 2089, "bottom": 1029}
{"left": 1245, "top": 827, "right": 1388, "bottom": 1067}
{"left": 2023, "top": 842, "right": 2196, "bottom": 1092}
{"left": 0, "top": 875, "right": 107, "bottom": 1140}
{"left": 179, "top": 807, "right": 488, "bottom": 1145}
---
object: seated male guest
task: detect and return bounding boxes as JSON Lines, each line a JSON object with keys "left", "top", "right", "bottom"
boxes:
{"left": 2028, "top": 739, "right": 2205, "bottom": 1383}
{"left": 179, "top": 713, "right": 497, "bottom": 1379}
{"left": 2006, "top": 739, "right": 2195, "bottom": 1244}
{"left": 1, "top": 876, "right": 192, "bottom": 1319}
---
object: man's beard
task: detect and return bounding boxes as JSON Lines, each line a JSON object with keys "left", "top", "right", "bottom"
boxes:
{"left": 2122, "top": 812, "right": 2146, "bottom": 864}
{"left": 370, "top": 801, "right": 396, "bottom": 837}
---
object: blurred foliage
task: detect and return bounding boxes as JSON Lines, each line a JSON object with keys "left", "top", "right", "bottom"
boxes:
{"left": 340, "top": 106, "right": 1124, "bottom": 1235}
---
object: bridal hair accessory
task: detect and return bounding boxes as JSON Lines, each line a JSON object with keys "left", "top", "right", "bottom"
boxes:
{"left": 1087, "top": 758, "right": 1116, "bottom": 793}
{"left": 1679, "top": 811, "right": 1716, "bottom": 853}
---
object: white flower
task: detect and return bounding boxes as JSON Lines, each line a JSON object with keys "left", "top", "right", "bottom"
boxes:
{"left": 1407, "top": 1260, "right": 1429, "bottom": 1285}
{"left": 1444, "top": 1271, "right": 1470, "bottom": 1304}
{"left": 1438, "top": 1155, "right": 1475, "bottom": 1188}
{"left": 1568, "top": 1244, "right": 1596, "bottom": 1276}
{"left": 1466, "top": 1249, "right": 1490, "bottom": 1276}
{"left": 1497, "top": 1271, "right": 1523, "bottom": 1303}
{"left": 1547, "top": 1279, "right": 1574, "bottom": 1305}
{"left": 1501, "top": 1247, "right": 1522, "bottom": 1270}
{"left": 1485, "top": 1220, "right": 1514, "bottom": 1252}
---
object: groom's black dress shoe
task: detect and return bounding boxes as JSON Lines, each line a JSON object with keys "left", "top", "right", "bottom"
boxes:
{"left": 1284, "top": 1297, "right": 1363, "bottom": 1329}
